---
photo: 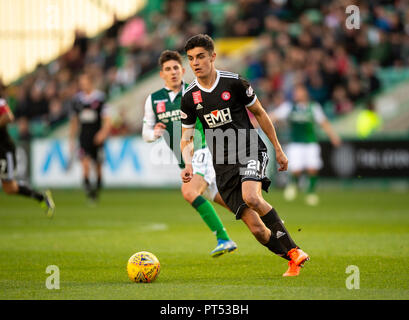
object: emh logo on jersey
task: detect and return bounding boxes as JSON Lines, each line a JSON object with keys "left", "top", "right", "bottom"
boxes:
{"left": 203, "top": 108, "right": 232, "bottom": 128}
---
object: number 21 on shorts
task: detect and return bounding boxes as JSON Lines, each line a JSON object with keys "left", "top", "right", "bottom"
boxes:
{"left": 247, "top": 160, "right": 260, "bottom": 171}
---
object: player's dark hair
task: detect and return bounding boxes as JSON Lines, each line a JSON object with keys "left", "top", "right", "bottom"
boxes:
{"left": 158, "top": 50, "right": 183, "bottom": 69}
{"left": 184, "top": 34, "right": 214, "bottom": 54}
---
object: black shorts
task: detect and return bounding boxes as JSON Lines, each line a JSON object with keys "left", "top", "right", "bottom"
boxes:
{"left": 79, "top": 139, "right": 103, "bottom": 162}
{"left": 0, "top": 146, "right": 16, "bottom": 181}
{"left": 214, "top": 150, "right": 271, "bottom": 219}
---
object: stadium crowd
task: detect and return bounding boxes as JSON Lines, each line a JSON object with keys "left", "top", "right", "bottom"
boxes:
{"left": 1, "top": 0, "right": 408, "bottom": 139}
{"left": 227, "top": 0, "right": 409, "bottom": 118}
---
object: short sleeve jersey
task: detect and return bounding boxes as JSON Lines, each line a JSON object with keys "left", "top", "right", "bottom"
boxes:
{"left": 181, "top": 70, "right": 267, "bottom": 165}
{"left": 71, "top": 90, "right": 108, "bottom": 143}
{"left": 0, "top": 98, "right": 15, "bottom": 151}
{"left": 143, "top": 82, "right": 207, "bottom": 169}
{"left": 273, "top": 101, "right": 326, "bottom": 143}
{"left": 144, "top": 84, "right": 187, "bottom": 168}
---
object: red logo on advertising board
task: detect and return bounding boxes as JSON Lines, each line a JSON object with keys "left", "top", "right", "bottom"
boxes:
{"left": 156, "top": 101, "right": 166, "bottom": 113}
{"left": 192, "top": 90, "right": 203, "bottom": 104}
{"left": 221, "top": 91, "right": 231, "bottom": 101}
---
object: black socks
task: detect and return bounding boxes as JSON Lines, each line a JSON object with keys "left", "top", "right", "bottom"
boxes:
{"left": 17, "top": 184, "right": 44, "bottom": 202}
{"left": 84, "top": 177, "right": 92, "bottom": 196}
{"left": 260, "top": 208, "right": 298, "bottom": 260}
{"left": 84, "top": 176, "right": 102, "bottom": 199}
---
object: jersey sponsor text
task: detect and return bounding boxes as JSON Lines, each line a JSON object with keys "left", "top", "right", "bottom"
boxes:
{"left": 203, "top": 108, "right": 232, "bottom": 128}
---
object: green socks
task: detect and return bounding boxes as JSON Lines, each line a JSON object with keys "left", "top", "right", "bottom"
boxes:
{"left": 307, "top": 175, "right": 318, "bottom": 194}
{"left": 291, "top": 175, "right": 300, "bottom": 185}
{"left": 192, "top": 196, "right": 230, "bottom": 241}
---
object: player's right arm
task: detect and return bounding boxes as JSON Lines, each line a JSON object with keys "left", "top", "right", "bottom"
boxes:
{"left": 142, "top": 95, "right": 166, "bottom": 143}
{"left": 180, "top": 126, "right": 195, "bottom": 183}
{"left": 268, "top": 101, "right": 292, "bottom": 124}
{"left": 0, "top": 99, "right": 14, "bottom": 127}
{"left": 180, "top": 93, "right": 197, "bottom": 183}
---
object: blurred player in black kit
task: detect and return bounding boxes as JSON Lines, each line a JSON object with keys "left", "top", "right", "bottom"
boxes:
{"left": 69, "top": 73, "right": 112, "bottom": 203}
{"left": 0, "top": 97, "right": 55, "bottom": 217}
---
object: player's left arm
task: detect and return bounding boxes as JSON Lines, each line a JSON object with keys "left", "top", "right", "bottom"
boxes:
{"left": 94, "top": 104, "right": 112, "bottom": 146}
{"left": 319, "top": 120, "right": 341, "bottom": 147}
{"left": 142, "top": 95, "right": 166, "bottom": 142}
{"left": 313, "top": 103, "right": 341, "bottom": 147}
{"left": 247, "top": 99, "right": 288, "bottom": 172}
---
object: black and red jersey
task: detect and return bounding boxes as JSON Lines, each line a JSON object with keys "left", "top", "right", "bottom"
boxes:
{"left": 180, "top": 70, "right": 267, "bottom": 167}
{"left": 70, "top": 90, "right": 108, "bottom": 145}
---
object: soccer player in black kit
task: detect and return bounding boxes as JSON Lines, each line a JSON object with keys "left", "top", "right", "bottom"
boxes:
{"left": 0, "top": 97, "right": 55, "bottom": 217}
{"left": 180, "top": 34, "right": 309, "bottom": 277}
{"left": 69, "top": 74, "right": 111, "bottom": 202}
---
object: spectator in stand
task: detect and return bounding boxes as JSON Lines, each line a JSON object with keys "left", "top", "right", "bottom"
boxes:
{"left": 306, "top": 72, "right": 329, "bottom": 106}
{"left": 356, "top": 99, "right": 382, "bottom": 139}
{"left": 347, "top": 76, "right": 365, "bottom": 103}
{"left": 332, "top": 85, "right": 353, "bottom": 115}
{"left": 105, "top": 14, "right": 125, "bottom": 40}
{"left": 48, "top": 98, "right": 66, "bottom": 128}
{"left": 360, "top": 61, "right": 381, "bottom": 97}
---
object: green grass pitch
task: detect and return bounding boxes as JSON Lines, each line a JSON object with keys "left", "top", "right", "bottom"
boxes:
{"left": 0, "top": 188, "right": 408, "bottom": 300}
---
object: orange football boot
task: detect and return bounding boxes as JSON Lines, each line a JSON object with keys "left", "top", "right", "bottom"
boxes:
{"left": 283, "top": 260, "right": 301, "bottom": 277}
{"left": 282, "top": 248, "right": 310, "bottom": 277}
{"left": 287, "top": 248, "right": 310, "bottom": 266}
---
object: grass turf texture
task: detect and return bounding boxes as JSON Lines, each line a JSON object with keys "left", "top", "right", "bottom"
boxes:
{"left": 0, "top": 189, "right": 408, "bottom": 300}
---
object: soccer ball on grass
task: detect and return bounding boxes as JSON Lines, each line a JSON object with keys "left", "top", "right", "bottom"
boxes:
{"left": 127, "top": 251, "right": 160, "bottom": 283}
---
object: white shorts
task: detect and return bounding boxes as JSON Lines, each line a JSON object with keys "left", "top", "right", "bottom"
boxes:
{"left": 286, "top": 143, "right": 323, "bottom": 172}
{"left": 192, "top": 148, "right": 218, "bottom": 200}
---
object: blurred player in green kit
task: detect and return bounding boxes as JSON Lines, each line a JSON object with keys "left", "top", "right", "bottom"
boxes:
{"left": 270, "top": 85, "right": 341, "bottom": 206}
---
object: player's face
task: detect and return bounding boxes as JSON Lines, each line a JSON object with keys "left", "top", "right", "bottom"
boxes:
{"left": 160, "top": 60, "right": 185, "bottom": 89}
{"left": 187, "top": 47, "right": 216, "bottom": 79}
{"left": 294, "top": 87, "right": 308, "bottom": 103}
{"left": 79, "top": 75, "right": 93, "bottom": 93}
